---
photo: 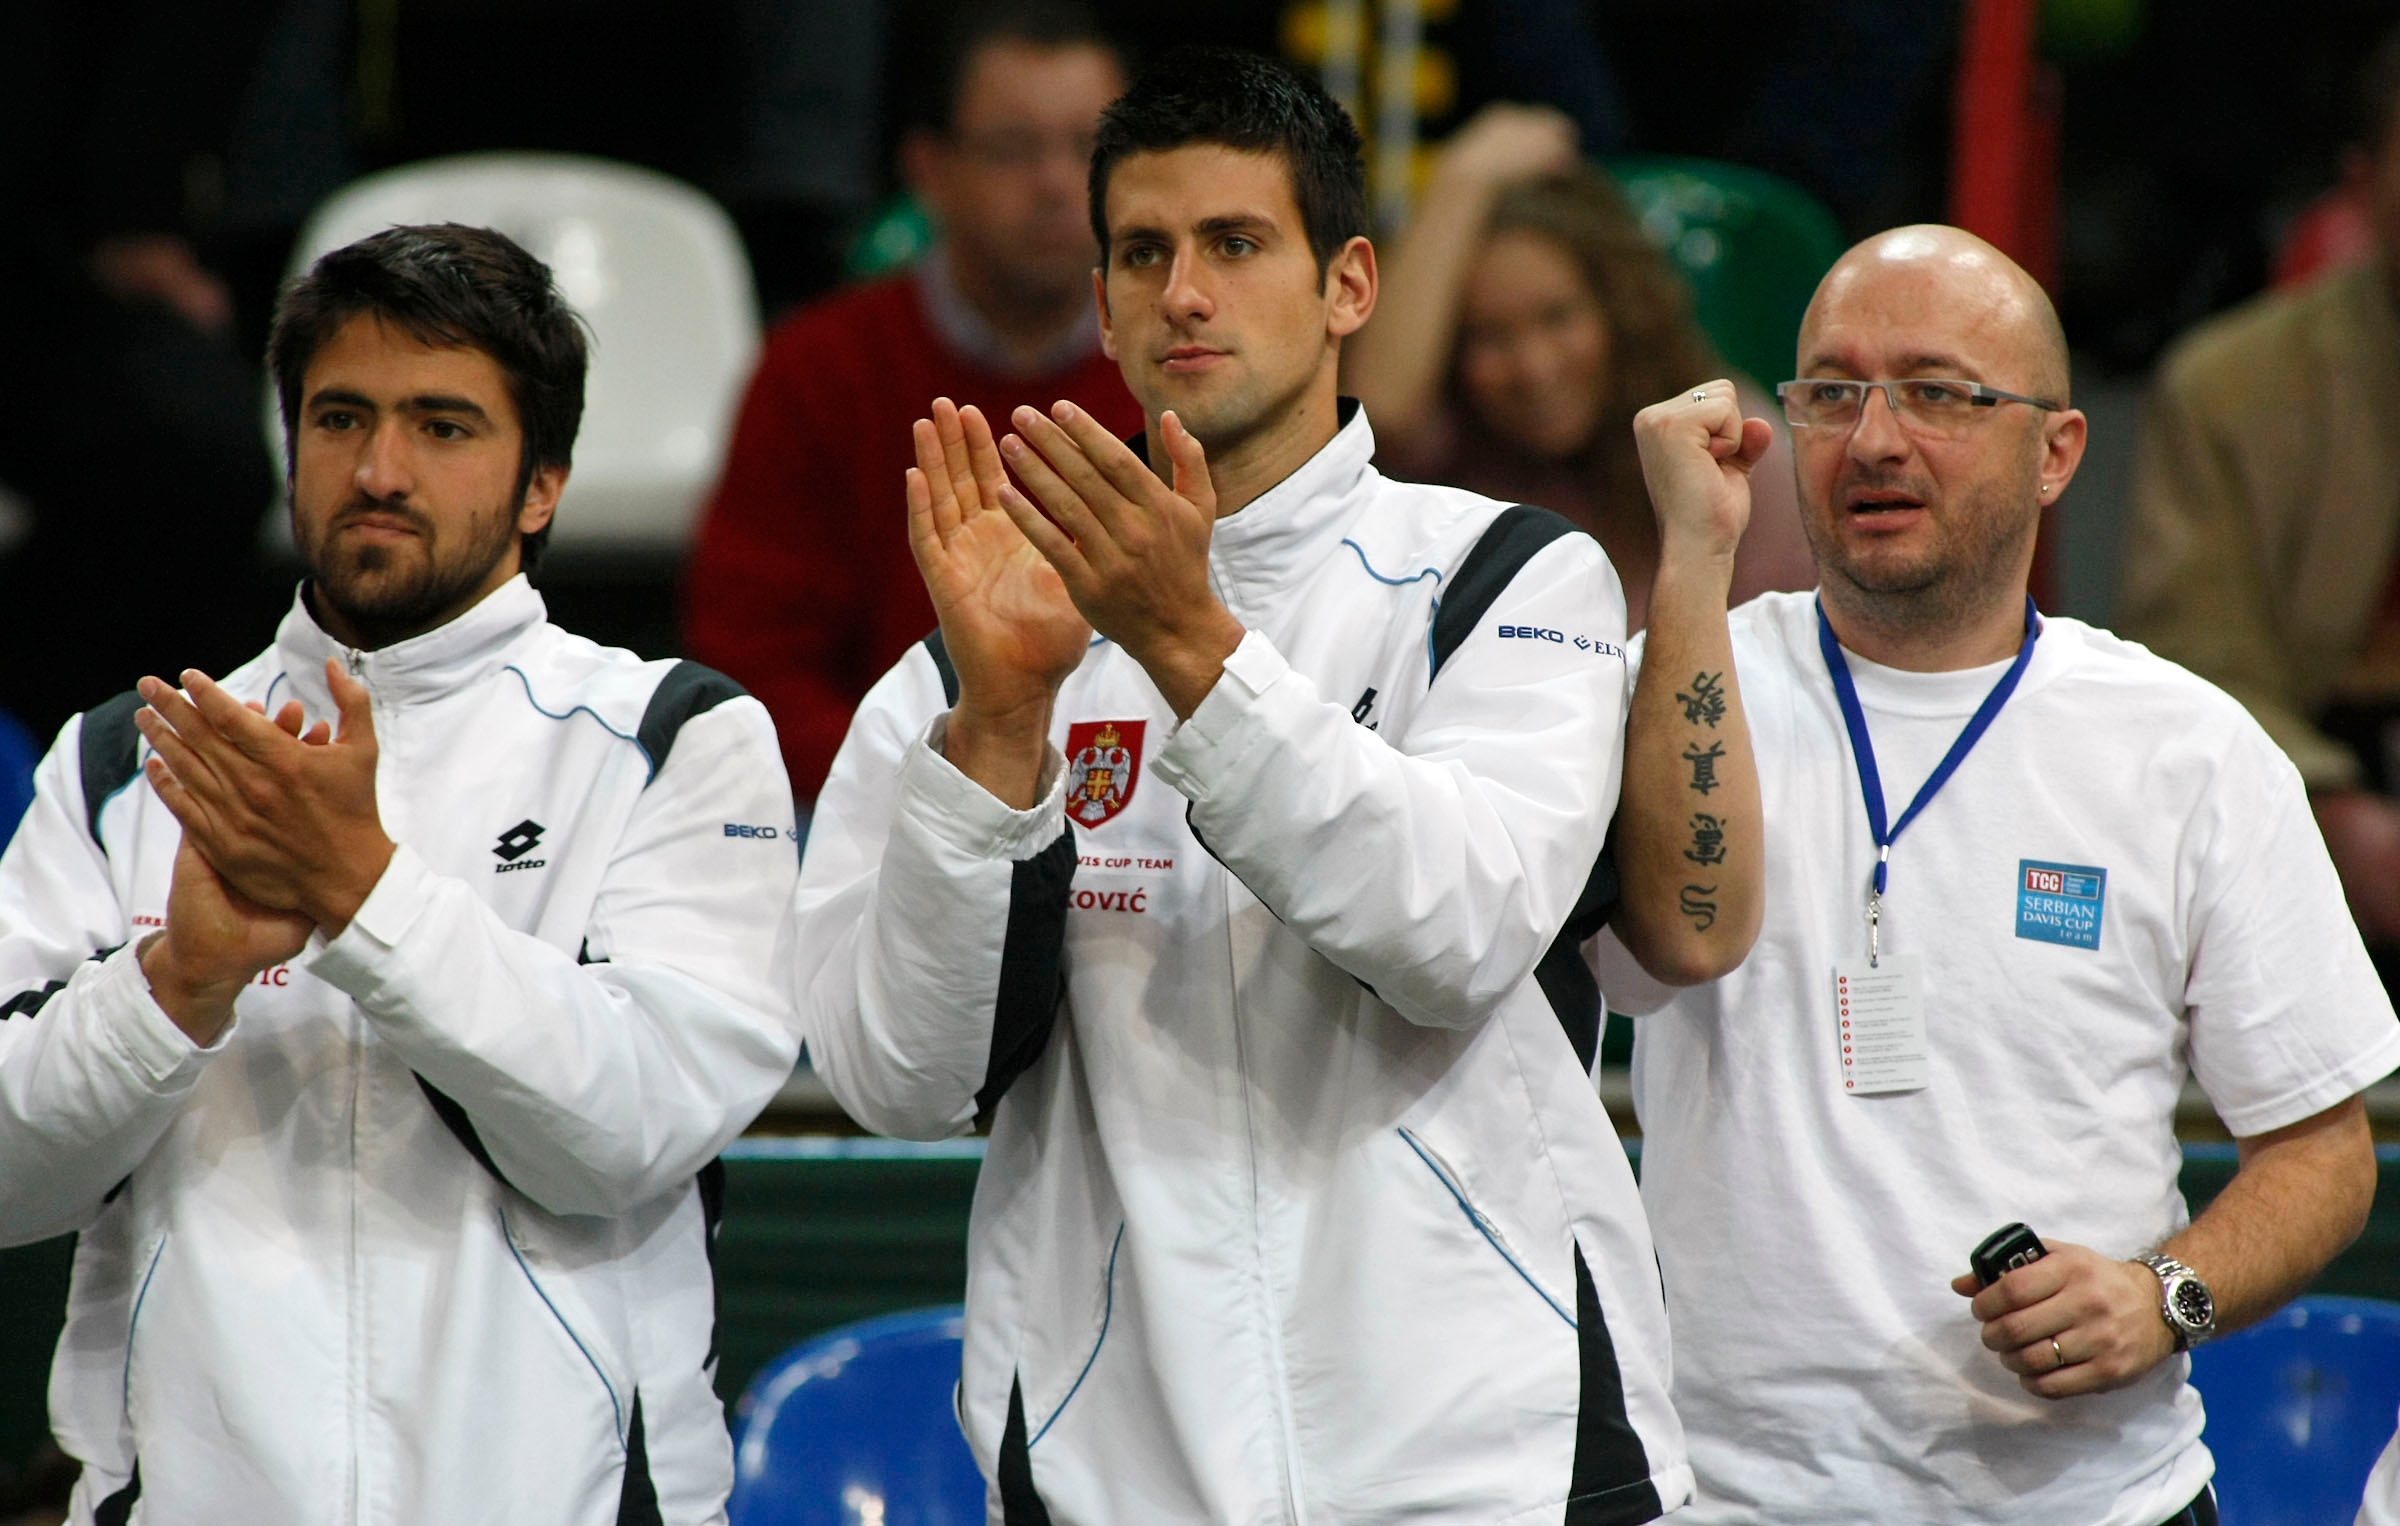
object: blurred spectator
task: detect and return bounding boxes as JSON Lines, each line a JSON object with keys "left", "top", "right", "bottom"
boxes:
{"left": 1346, "top": 104, "right": 1814, "bottom": 629}
{"left": 2117, "top": 26, "right": 2400, "bottom": 975}
{"left": 683, "top": 1, "right": 1141, "bottom": 802}
{"left": 0, "top": 0, "right": 284, "bottom": 741}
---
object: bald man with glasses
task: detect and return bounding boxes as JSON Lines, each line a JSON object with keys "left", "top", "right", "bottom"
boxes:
{"left": 1600, "top": 225, "right": 2399, "bottom": 1525}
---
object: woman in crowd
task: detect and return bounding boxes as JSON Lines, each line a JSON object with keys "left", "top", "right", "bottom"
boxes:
{"left": 1348, "top": 105, "right": 1813, "bottom": 628}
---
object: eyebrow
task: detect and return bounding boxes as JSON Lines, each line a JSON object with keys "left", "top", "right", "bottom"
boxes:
{"left": 1800, "top": 351, "right": 1982, "bottom": 379}
{"left": 1194, "top": 213, "right": 1275, "bottom": 237}
{"left": 305, "top": 386, "right": 493, "bottom": 421}
{"left": 1109, "top": 212, "right": 1280, "bottom": 248}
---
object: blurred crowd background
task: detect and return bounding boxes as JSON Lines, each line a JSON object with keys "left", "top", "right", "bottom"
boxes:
{"left": 10, "top": 1, "right": 2400, "bottom": 1516}
{"left": 2, "top": 0, "right": 2392, "bottom": 757}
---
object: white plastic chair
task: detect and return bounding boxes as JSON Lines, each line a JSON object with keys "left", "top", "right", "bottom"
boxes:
{"left": 266, "top": 152, "right": 760, "bottom": 557}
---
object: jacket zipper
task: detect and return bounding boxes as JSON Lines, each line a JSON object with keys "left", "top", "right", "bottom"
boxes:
{"left": 1223, "top": 885, "right": 1308, "bottom": 1525}
{"left": 343, "top": 652, "right": 370, "bottom": 1526}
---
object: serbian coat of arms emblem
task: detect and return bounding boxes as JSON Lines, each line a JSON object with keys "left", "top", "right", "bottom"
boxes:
{"left": 1065, "top": 719, "right": 1145, "bottom": 828}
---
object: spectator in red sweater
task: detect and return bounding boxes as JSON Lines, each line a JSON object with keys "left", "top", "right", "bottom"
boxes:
{"left": 683, "top": 1, "right": 1139, "bottom": 802}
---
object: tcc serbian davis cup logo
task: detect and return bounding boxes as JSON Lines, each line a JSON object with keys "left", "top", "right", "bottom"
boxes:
{"left": 1066, "top": 720, "right": 1145, "bottom": 828}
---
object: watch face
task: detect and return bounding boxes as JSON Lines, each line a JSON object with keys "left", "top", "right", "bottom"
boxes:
{"left": 2171, "top": 1279, "right": 2214, "bottom": 1327}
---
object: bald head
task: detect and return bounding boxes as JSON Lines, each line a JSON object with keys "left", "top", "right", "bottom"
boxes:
{"left": 1800, "top": 225, "right": 2069, "bottom": 406}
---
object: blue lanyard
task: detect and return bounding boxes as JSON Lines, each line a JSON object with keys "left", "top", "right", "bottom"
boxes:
{"left": 1817, "top": 595, "right": 2040, "bottom": 958}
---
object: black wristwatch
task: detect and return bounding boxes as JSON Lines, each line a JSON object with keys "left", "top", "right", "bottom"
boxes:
{"left": 2134, "top": 1253, "right": 2217, "bottom": 1350}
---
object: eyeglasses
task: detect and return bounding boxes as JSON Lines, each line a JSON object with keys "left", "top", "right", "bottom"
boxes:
{"left": 1775, "top": 378, "right": 2061, "bottom": 435}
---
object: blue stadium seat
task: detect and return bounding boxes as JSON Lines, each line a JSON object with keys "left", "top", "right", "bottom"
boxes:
{"left": 727, "top": 1305, "right": 986, "bottom": 1526}
{"left": 2189, "top": 1295, "right": 2400, "bottom": 1525}
{"left": 1603, "top": 155, "right": 1846, "bottom": 396}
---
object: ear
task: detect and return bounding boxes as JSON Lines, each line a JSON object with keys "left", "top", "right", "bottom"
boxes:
{"left": 2036, "top": 408, "right": 2087, "bottom": 507}
{"left": 517, "top": 463, "right": 567, "bottom": 537}
{"left": 1324, "top": 235, "right": 1377, "bottom": 341}
{"left": 1093, "top": 265, "right": 1117, "bottom": 361}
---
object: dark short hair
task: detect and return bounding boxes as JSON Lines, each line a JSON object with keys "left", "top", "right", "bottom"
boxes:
{"left": 906, "top": 0, "right": 1122, "bottom": 134}
{"left": 266, "top": 223, "right": 590, "bottom": 576}
{"left": 2352, "top": 24, "right": 2400, "bottom": 154}
{"left": 1088, "top": 46, "right": 1367, "bottom": 279}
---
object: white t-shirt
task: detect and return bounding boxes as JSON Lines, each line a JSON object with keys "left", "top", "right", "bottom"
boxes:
{"left": 1601, "top": 591, "right": 2400, "bottom": 1526}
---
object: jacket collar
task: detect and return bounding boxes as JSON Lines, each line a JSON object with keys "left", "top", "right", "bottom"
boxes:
{"left": 1205, "top": 399, "right": 1378, "bottom": 621}
{"left": 273, "top": 575, "right": 545, "bottom": 712}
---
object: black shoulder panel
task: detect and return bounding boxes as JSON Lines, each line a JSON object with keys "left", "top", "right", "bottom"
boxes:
{"left": 1428, "top": 505, "right": 1583, "bottom": 681}
{"left": 697, "top": 1156, "right": 727, "bottom": 1368}
{"left": 616, "top": 1393, "right": 663, "bottom": 1526}
{"left": 93, "top": 1464, "right": 141, "bottom": 1526}
{"left": 999, "top": 1375, "right": 1056, "bottom": 1524}
{"left": 413, "top": 1074, "right": 521, "bottom": 1193}
{"left": 636, "top": 661, "right": 746, "bottom": 783}
{"left": 1534, "top": 831, "right": 1622, "bottom": 1072}
{"left": 1564, "top": 1242, "right": 1663, "bottom": 1523}
{"left": 920, "top": 628, "right": 962, "bottom": 708}
{"left": 0, "top": 979, "right": 67, "bottom": 1023}
{"left": 78, "top": 690, "right": 146, "bottom": 846}
{"left": 975, "top": 829, "right": 1076, "bottom": 1116}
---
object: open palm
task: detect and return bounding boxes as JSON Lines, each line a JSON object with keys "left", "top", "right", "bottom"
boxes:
{"left": 907, "top": 399, "right": 1091, "bottom": 713}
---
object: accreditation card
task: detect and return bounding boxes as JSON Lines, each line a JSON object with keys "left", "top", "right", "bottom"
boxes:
{"left": 1832, "top": 953, "right": 1929, "bottom": 1095}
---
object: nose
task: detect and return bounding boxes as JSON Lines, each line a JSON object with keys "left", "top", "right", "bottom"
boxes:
{"left": 354, "top": 418, "right": 414, "bottom": 500}
{"left": 1846, "top": 381, "right": 1910, "bottom": 463}
{"left": 1161, "top": 243, "right": 1213, "bottom": 326}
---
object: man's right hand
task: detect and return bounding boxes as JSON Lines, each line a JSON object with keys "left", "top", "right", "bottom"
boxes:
{"left": 140, "top": 834, "right": 313, "bottom": 1046}
{"left": 906, "top": 398, "right": 1091, "bottom": 808}
{"left": 2312, "top": 788, "right": 2400, "bottom": 944}
{"left": 1632, "top": 379, "right": 1771, "bottom": 569}
{"left": 138, "top": 697, "right": 321, "bottom": 1044}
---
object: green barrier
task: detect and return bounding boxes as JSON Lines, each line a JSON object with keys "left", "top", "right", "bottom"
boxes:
{"left": 3, "top": 1142, "right": 2395, "bottom": 1484}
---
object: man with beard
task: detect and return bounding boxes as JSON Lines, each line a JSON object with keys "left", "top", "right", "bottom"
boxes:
{"left": 684, "top": 1, "right": 1141, "bottom": 804}
{"left": 794, "top": 47, "right": 1751, "bottom": 1523}
{"left": 0, "top": 223, "right": 799, "bottom": 1523}
{"left": 1597, "top": 225, "right": 2400, "bottom": 1524}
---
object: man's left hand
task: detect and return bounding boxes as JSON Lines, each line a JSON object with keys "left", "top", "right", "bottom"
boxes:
{"left": 136, "top": 658, "right": 396, "bottom": 937}
{"left": 1950, "top": 1240, "right": 2180, "bottom": 1399}
{"left": 995, "top": 401, "right": 1246, "bottom": 719}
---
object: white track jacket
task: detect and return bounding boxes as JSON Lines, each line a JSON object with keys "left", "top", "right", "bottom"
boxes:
{"left": 0, "top": 578, "right": 799, "bottom": 1525}
{"left": 797, "top": 408, "right": 1692, "bottom": 1525}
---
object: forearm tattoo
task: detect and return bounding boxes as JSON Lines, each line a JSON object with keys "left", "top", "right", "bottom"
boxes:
{"left": 1679, "top": 883, "right": 1718, "bottom": 931}
{"left": 1682, "top": 739, "right": 1724, "bottom": 796}
{"left": 1684, "top": 812, "right": 1726, "bottom": 865}
{"left": 1675, "top": 673, "right": 1732, "bottom": 928}
{"left": 1676, "top": 670, "right": 1727, "bottom": 728}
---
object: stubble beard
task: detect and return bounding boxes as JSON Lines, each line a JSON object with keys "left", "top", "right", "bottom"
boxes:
{"left": 301, "top": 494, "right": 522, "bottom": 650}
{"left": 1804, "top": 471, "right": 2038, "bottom": 642}
{"left": 1155, "top": 353, "right": 1317, "bottom": 470}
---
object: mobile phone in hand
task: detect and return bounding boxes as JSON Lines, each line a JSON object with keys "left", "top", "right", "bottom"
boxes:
{"left": 1970, "top": 1222, "right": 2048, "bottom": 1288}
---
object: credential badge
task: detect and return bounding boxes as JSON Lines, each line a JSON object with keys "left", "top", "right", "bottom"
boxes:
{"left": 1065, "top": 720, "right": 1145, "bottom": 828}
